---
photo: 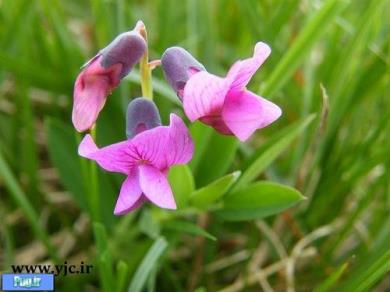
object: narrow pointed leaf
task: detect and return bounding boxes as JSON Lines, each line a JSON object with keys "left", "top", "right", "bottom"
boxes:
{"left": 314, "top": 263, "right": 349, "bottom": 292}
{"left": 190, "top": 171, "right": 240, "bottom": 209}
{"left": 163, "top": 220, "right": 216, "bottom": 241}
{"left": 128, "top": 237, "right": 168, "bottom": 292}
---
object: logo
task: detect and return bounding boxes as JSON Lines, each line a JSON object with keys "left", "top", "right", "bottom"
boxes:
{"left": 1, "top": 274, "right": 54, "bottom": 291}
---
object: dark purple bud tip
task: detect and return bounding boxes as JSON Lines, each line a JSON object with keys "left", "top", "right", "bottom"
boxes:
{"left": 100, "top": 31, "right": 147, "bottom": 79}
{"left": 126, "top": 97, "right": 162, "bottom": 139}
{"left": 161, "top": 47, "right": 205, "bottom": 100}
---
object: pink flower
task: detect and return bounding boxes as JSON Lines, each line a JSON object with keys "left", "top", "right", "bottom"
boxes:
{"left": 72, "top": 22, "right": 146, "bottom": 132}
{"left": 182, "top": 42, "right": 282, "bottom": 141}
{"left": 78, "top": 113, "right": 194, "bottom": 215}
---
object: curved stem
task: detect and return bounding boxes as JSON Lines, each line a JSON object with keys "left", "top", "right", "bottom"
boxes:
{"left": 138, "top": 21, "right": 153, "bottom": 100}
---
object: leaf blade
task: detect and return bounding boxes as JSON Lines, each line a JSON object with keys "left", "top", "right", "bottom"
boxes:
{"left": 190, "top": 171, "right": 241, "bottom": 209}
{"left": 163, "top": 220, "right": 216, "bottom": 241}
{"left": 168, "top": 165, "right": 195, "bottom": 209}
{"left": 217, "top": 181, "right": 305, "bottom": 221}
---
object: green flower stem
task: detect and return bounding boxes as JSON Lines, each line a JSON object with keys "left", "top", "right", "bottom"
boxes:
{"left": 89, "top": 126, "right": 100, "bottom": 222}
{"left": 139, "top": 23, "right": 153, "bottom": 100}
{"left": 0, "top": 149, "right": 59, "bottom": 262}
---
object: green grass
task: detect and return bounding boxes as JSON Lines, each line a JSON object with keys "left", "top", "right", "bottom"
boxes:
{"left": 0, "top": 0, "right": 389, "bottom": 291}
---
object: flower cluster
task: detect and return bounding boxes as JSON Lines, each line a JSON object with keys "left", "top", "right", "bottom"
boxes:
{"left": 73, "top": 21, "right": 281, "bottom": 215}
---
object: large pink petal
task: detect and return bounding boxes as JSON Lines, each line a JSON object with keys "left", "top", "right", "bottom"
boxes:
{"left": 164, "top": 114, "right": 194, "bottom": 166}
{"left": 72, "top": 73, "right": 108, "bottom": 132}
{"left": 199, "top": 115, "right": 232, "bottom": 135}
{"left": 183, "top": 71, "right": 231, "bottom": 122}
{"left": 72, "top": 55, "right": 122, "bottom": 132}
{"left": 222, "top": 90, "right": 282, "bottom": 141}
{"left": 131, "top": 114, "right": 194, "bottom": 170}
{"left": 78, "top": 134, "right": 136, "bottom": 174}
{"left": 227, "top": 42, "right": 271, "bottom": 91}
{"left": 139, "top": 164, "right": 176, "bottom": 209}
{"left": 114, "top": 170, "right": 144, "bottom": 215}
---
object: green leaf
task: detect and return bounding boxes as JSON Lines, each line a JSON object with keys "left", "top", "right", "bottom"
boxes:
{"left": 195, "top": 132, "right": 239, "bottom": 187}
{"left": 46, "top": 118, "right": 88, "bottom": 211}
{"left": 168, "top": 165, "right": 195, "bottom": 208}
{"left": 188, "top": 121, "right": 214, "bottom": 174}
{"left": 146, "top": 265, "right": 157, "bottom": 292}
{"left": 93, "top": 222, "right": 110, "bottom": 254}
{"left": 98, "top": 251, "right": 115, "bottom": 292}
{"left": 234, "top": 114, "right": 316, "bottom": 191}
{"left": 97, "top": 170, "right": 119, "bottom": 229}
{"left": 216, "top": 181, "right": 305, "bottom": 221}
{"left": 93, "top": 223, "right": 115, "bottom": 292}
{"left": 190, "top": 171, "right": 241, "bottom": 209}
{"left": 163, "top": 220, "right": 216, "bottom": 241}
{"left": 116, "top": 261, "right": 129, "bottom": 292}
{"left": 128, "top": 237, "right": 168, "bottom": 292}
{"left": 262, "top": 0, "right": 349, "bottom": 97}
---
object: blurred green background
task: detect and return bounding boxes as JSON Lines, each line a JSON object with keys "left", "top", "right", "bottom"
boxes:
{"left": 0, "top": 0, "right": 389, "bottom": 291}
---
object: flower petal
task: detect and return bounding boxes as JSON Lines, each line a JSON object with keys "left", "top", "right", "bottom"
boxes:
{"left": 183, "top": 71, "right": 231, "bottom": 122}
{"left": 164, "top": 114, "right": 194, "bottom": 166}
{"left": 78, "top": 134, "right": 135, "bottom": 174}
{"left": 131, "top": 114, "right": 194, "bottom": 169}
{"left": 72, "top": 55, "right": 122, "bottom": 132}
{"left": 227, "top": 42, "right": 271, "bottom": 90}
{"left": 222, "top": 90, "right": 282, "bottom": 141}
{"left": 139, "top": 164, "right": 176, "bottom": 209}
{"left": 114, "top": 171, "right": 144, "bottom": 215}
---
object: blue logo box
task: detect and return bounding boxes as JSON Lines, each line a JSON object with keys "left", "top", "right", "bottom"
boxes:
{"left": 1, "top": 273, "right": 54, "bottom": 291}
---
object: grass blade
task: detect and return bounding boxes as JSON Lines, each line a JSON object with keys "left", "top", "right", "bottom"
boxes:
{"left": 94, "top": 223, "right": 115, "bottom": 292}
{"left": 116, "top": 261, "right": 129, "bottom": 292}
{"left": 128, "top": 237, "right": 168, "bottom": 292}
{"left": 262, "top": 0, "right": 349, "bottom": 97}
{"left": 314, "top": 263, "right": 349, "bottom": 292}
{"left": 233, "top": 114, "right": 315, "bottom": 191}
{"left": 0, "top": 149, "right": 58, "bottom": 261}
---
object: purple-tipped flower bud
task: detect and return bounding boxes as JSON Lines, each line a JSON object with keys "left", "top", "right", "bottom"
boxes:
{"left": 126, "top": 97, "right": 162, "bottom": 139}
{"left": 161, "top": 47, "right": 205, "bottom": 100}
{"left": 73, "top": 22, "right": 147, "bottom": 132}
{"left": 100, "top": 31, "right": 147, "bottom": 79}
